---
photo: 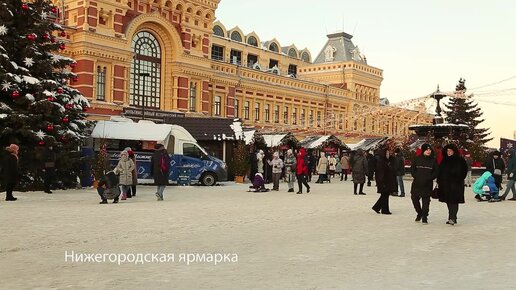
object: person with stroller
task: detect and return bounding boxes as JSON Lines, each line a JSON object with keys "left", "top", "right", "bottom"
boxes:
{"left": 97, "top": 170, "right": 121, "bottom": 204}
{"left": 473, "top": 171, "right": 500, "bottom": 202}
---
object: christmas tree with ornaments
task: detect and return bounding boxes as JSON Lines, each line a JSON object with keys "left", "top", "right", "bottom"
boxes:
{"left": 0, "top": 0, "right": 90, "bottom": 189}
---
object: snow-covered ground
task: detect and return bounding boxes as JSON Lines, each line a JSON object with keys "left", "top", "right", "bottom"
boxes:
{"left": 1, "top": 178, "right": 515, "bottom": 289}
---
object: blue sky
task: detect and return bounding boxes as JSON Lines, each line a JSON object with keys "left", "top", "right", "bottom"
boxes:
{"left": 215, "top": 0, "right": 516, "bottom": 147}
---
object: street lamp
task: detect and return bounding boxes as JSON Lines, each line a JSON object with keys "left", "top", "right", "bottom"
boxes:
{"left": 138, "top": 72, "right": 150, "bottom": 120}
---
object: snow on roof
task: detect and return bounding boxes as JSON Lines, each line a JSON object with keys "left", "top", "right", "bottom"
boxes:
{"left": 92, "top": 120, "right": 172, "bottom": 142}
{"left": 230, "top": 119, "right": 244, "bottom": 140}
{"left": 244, "top": 130, "right": 255, "bottom": 145}
{"left": 308, "top": 135, "right": 330, "bottom": 149}
{"left": 262, "top": 134, "right": 287, "bottom": 147}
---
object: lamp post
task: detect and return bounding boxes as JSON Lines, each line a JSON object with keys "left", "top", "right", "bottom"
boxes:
{"left": 138, "top": 72, "right": 150, "bottom": 120}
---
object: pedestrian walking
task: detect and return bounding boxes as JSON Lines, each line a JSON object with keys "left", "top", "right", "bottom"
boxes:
{"left": 315, "top": 152, "right": 328, "bottom": 183}
{"left": 307, "top": 150, "right": 317, "bottom": 182}
{"left": 340, "top": 153, "right": 350, "bottom": 181}
{"left": 41, "top": 145, "right": 56, "bottom": 194}
{"left": 296, "top": 148, "right": 310, "bottom": 194}
{"left": 151, "top": 144, "right": 170, "bottom": 201}
{"left": 366, "top": 151, "right": 376, "bottom": 187}
{"left": 335, "top": 157, "right": 342, "bottom": 180}
{"left": 328, "top": 154, "right": 337, "bottom": 178}
{"left": 372, "top": 147, "right": 396, "bottom": 214}
{"left": 1, "top": 144, "right": 19, "bottom": 201}
{"left": 394, "top": 148, "right": 406, "bottom": 197}
{"left": 114, "top": 150, "right": 135, "bottom": 200}
{"left": 485, "top": 151, "right": 505, "bottom": 191}
{"left": 125, "top": 147, "right": 138, "bottom": 197}
{"left": 350, "top": 149, "right": 368, "bottom": 195}
{"left": 410, "top": 144, "right": 438, "bottom": 224}
{"left": 268, "top": 152, "right": 284, "bottom": 191}
{"left": 284, "top": 149, "right": 297, "bottom": 192}
{"left": 437, "top": 144, "right": 468, "bottom": 225}
{"left": 500, "top": 149, "right": 516, "bottom": 200}
{"left": 464, "top": 153, "right": 473, "bottom": 187}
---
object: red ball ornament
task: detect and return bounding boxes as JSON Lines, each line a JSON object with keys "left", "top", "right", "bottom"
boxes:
{"left": 60, "top": 31, "right": 66, "bottom": 37}
{"left": 51, "top": 7, "right": 58, "bottom": 14}
{"left": 47, "top": 96, "right": 55, "bottom": 102}
{"left": 70, "top": 62, "right": 77, "bottom": 68}
{"left": 50, "top": 37, "right": 56, "bottom": 43}
{"left": 59, "top": 44, "right": 66, "bottom": 50}
{"left": 12, "top": 90, "right": 20, "bottom": 98}
{"left": 62, "top": 116, "right": 69, "bottom": 123}
{"left": 72, "top": 76, "right": 79, "bottom": 82}
{"left": 42, "top": 33, "right": 50, "bottom": 40}
{"left": 65, "top": 103, "right": 73, "bottom": 110}
{"left": 38, "top": 140, "right": 46, "bottom": 146}
{"left": 47, "top": 124, "right": 54, "bottom": 132}
{"left": 57, "top": 87, "right": 64, "bottom": 94}
{"left": 22, "top": 3, "right": 29, "bottom": 10}
{"left": 27, "top": 33, "right": 37, "bottom": 41}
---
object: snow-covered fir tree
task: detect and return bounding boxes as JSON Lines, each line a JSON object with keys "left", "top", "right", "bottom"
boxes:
{"left": 0, "top": 0, "right": 90, "bottom": 189}
{"left": 444, "top": 78, "right": 491, "bottom": 161}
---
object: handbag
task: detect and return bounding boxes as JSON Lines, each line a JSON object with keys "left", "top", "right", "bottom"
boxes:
{"left": 431, "top": 186, "right": 439, "bottom": 199}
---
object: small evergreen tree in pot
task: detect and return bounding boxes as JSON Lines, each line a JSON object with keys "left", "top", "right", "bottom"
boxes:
{"left": 231, "top": 140, "right": 249, "bottom": 183}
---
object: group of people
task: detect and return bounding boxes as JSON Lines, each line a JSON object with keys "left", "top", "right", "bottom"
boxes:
{"left": 0, "top": 142, "right": 172, "bottom": 204}
{"left": 472, "top": 150, "right": 516, "bottom": 202}
{"left": 97, "top": 143, "right": 171, "bottom": 203}
{"left": 248, "top": 143, "right": 509, "bottom": 226}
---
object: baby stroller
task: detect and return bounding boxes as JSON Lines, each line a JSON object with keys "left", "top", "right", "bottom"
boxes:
{"left": 473, "top": 171, "right": 500, "bottom": 202}
{"left": 97, "top": 171, "right": 121, "bottom": 203}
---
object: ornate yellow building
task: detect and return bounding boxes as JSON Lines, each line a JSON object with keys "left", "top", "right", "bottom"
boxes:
{"left": 54, "top": 0, "right": 431, "bottom": 142}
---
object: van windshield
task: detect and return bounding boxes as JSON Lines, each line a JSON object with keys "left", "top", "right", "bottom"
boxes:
{"left": 183, "top": 143, "right": 208, "bottom": 159}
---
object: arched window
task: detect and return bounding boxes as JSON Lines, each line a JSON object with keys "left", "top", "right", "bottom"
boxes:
{"left": 247, "top": 36, "right": 258, "bottom": 47}
{"left": 230, "top": 31, "right": 242, "bottom": 42}
{"left": 213, "top": 25, "right": 224, "bottom": 37}
{"left": 130, "top": 31, "right": 161, "bottom": 109}
{"left": 288, "top": 48, "right": 297, "bottom": 58}
{"left": 269, "top": 42, "right": 279, "bottom": 52}
{"left": 301, "top": 51, "right": 310, "bottom": 62}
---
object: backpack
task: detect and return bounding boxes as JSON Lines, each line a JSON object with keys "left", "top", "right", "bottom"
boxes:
{"left": 160, "top": 153, "right": 169, "bottom": 173}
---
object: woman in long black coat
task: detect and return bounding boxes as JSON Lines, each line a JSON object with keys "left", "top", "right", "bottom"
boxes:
{"left": 2, "top": 144, "right": 19, "bottom": 201}
{"left": 372, "top": 147, "right": 397, "bottom": 214}
{"left": 437, "top": 144, "right": 468, "bottom": 225}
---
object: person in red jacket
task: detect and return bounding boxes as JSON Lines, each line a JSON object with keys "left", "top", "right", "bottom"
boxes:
{"left": 296, "top": 147, "right": 310, "bottom": 194}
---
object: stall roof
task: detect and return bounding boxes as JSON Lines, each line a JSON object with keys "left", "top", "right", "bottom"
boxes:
{"left": 261, "top": 134, "right": 287, "bottom": 147}
{"left": 299, "top": 135, "right": 349, "bottom": 150}
{"left": 348, "top": 137, "right": 388, "bottom": 151}
{"left": 166, "top": 117, "right": 241, "bottom": 141}
{"left": 91, "top": 120, "right": 173, "bottom": 142}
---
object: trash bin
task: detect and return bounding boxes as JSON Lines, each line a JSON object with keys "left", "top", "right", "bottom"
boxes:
{"left": 177, "top": 166, "right": 191, "bottom": 186}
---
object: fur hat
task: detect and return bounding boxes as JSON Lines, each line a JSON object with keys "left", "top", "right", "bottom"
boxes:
{"left": 5, "top": 144, "right": 19, "bottom": 154}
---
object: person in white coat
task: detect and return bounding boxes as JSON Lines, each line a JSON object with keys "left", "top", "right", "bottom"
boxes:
{"left": 114, "top": 151, "right": 135, "bottom": 200}
{"left": 316, "top": 152, "right": 328, "bottom": 183}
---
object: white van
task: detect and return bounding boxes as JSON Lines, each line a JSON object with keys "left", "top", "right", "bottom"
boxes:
{"left": 91, "top": 117, "right": 227, "bottom": 185}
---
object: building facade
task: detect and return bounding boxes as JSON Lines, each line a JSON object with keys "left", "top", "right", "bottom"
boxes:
{"left": 54, "top": 0, "right": 431, "bottom": 142}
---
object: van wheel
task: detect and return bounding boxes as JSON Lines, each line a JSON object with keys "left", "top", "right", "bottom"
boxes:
{"left": 201, "top": 173, "right": 217, "bottom": 186}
